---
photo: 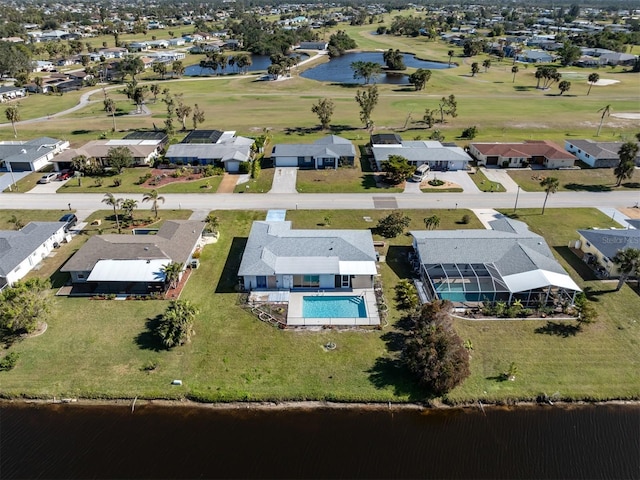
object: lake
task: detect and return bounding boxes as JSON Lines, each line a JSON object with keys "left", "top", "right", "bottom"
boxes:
{"left": 300, "top": 51, "right": 452, "bottom": 84}
{"left": 184, "top": 53, "right": 309, "bottom": 76}
{"left": 1, "top": 402, "right": 639, "bottom": 479}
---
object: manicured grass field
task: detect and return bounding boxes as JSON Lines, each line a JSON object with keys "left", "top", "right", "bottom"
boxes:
{"left": 469, "top": 169, "right": 506, "bottom": 192}
{"left": 508, "top": 168, "right": 640, "bottom": 192}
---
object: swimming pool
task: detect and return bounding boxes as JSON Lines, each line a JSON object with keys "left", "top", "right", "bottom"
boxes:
{"left": 302, "top": 296, "right": 367, "bottom": 318}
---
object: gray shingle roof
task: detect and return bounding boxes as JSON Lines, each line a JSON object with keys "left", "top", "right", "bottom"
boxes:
{"left": 566, "top": 139, "right": 640, "bottom": 160}
{"left": 578, "top": 228, "right": 640, "bottom": 260}
{"left": 272, "top": 135, "right": 356, "bottom": 159}
{"left": 0, "top": 222, "right": 66, "bottom": 277}
{"left": 238, "top": 221, "right": 376, "bottom": 276}
{"left": 0, "top": 137, "right": 64, "bottom": 165}
{"left": 61, "top": 220, "right": 205, "bottom": 273}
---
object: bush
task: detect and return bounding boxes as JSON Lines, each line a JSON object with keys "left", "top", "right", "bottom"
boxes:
{"left": 0, "top": 352, "right": 20, "bottom": 371}
{"left": 428, "top": 179, "right": 445, "bottom": 186}
{"left": 375, "top": 211, "right": 411, "bottom": 238}
{"left": 94, "top": 178, "right": 103, "bottom": 187}
{"left": 238, "top": 162, "right": 250, "bottom": 174}
{"left": 136, "top": 173, "right": 152, "bottom": 185}
{"left": 112, "top": 177, "right": 122, "bottom": 187}
{"left": 461, "top": 126, "right": 478, "bottom": 139}
{"left": 461, "top": 214, "right": 471, "bottom": 224}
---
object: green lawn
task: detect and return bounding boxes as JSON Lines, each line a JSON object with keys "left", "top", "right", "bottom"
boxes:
{"left": 508, "top": 168, "right": 640, "bottom": 192}
{"left": 296, "top": 163, "right": 404, "bottom": 193}
{"left": 469, "top": 169, "right": 506, "bottom": 192}
{"left": 233, "top": 167, "right": 275, "bottom": 193}
{"left": 0, "top": 209, "right": 71, "bottom": 229}
{"left": 82, "top": 209, "right": 193, "bottom": 235}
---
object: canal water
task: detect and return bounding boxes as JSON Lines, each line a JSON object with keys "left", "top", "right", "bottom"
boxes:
{"left": 1, "top": 403, "right": 638, "bottom": 479}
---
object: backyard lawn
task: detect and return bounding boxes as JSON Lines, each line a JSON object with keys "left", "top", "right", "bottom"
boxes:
{"left": 508, "top": 168, "right": 640, "bottom": 192}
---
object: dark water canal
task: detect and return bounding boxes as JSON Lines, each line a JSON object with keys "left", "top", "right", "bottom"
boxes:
{"left": 1, "top": 403, "right": 638, "bottom": 479}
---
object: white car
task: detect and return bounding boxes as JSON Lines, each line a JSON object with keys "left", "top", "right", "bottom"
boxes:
{"left": 37, "top": 173, "right": 58, "bottom": 184}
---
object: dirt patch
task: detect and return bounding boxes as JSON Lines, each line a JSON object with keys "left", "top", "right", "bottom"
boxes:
{"left": 619, "top": 207, "right": 640, "bottom": 219}
{"left": 216, "top": 174, "right": 239, "bottom": 193}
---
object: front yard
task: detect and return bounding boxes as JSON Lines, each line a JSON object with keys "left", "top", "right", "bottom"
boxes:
{"left": 508, "top": 168, "right": 640, "bottom": 192}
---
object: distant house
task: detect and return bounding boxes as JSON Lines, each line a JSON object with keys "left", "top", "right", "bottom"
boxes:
{"left": 516, "top": 49, "right": 554, "bottom": 63}
{"left": 0, "top": 222, "right": 68, "bottom": 290}
{"left": 128, "top": 42, "right": 150, "bottom": 52}
{"left": 271, "top": 135, "right": 356, "bottom": 169}
{"left": 0, "top": 137, "right": 68, "bottom": 172}
{"left": 239, "top": 220, "right": 377, "bottom": 292}
{"left": 165, "top": 130, "right": 254, "bottom": 172}
{"left": 0, "top": 86, "right": 26, "bottom": 102}
{"left": 51, "top": 139, "right": 162, "bottom": 171}
{"left": 469, "top": 140, "right": 576, "bottom": 169}
{"left": 60, "top": 220, "right": 205, "bottom": 295}
{"left": 597, "top": 52, "right": 637, "bottom": 66}
{"left": 33, "top": 60, "right": 54, "bottom": 72}
{"left": 411, "top": 217, "right": 581, "bottom": 307}
{"left": 168, "top": 37, "right": 186, "bottom": 47}
{"left": 370, "top": 134, "right": 471, "bottom": 171}
{"left": 565, "top": 139, "right": 640, "bottom": 168}
{"left": 297, "top": 41, "right": 328, "bottom": 50}
{"left": 576, "top": 228, "right": 640, "bottom": 278}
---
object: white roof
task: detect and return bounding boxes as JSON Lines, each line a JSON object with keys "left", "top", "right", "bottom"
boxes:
{"left": 502, "top": 269, "right": 581, "bottom": 293}
{"left": 339, "top": 261, "right": 377, "bottom": 275}
{"left": 275, "top": 256, "right": 339, "bottom": 274}
{"left": 87, "top": 259, "right": 169, "bottom": 282}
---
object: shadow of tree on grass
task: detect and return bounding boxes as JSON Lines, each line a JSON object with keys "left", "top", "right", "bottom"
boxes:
{"left": 135, "top": 316, "right": 165, "bottom": 351}
{"left": 534, "top": 321, "right": 581, "bottom": 337}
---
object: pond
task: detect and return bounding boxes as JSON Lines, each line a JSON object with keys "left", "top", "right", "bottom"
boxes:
{"left": 300, "top": 51, "right": 452, "bottom": 84}
{"left": 184, "top": 53, "right": 309, "bottom": 76}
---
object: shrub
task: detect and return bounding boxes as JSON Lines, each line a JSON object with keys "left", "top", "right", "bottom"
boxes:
{"left": 0, "top": 352, "right": 20, "bottom": 371}
{"left": 428, "top": 178, "right": 445, "bottom": 187}
{"left": 375, "top": 211, "right": 411, "bottom": 238}
{"left": 136, "top": 173, "right": 152, "bottom": 185}
{"left": 461, "top": 125, "right": 478, "bottom": 139}
{"left": 94, "top": 178, "right": 103, "bottom": 187}
{"left": 112, "top": 177, "right": 122, "bottom": 187}
{"left": 461, "top": 214, "right": 471, "bottom": 224}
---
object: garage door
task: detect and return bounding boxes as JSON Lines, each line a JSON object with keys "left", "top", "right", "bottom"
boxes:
{"left": 8, "top": 162, "right": 33, "bottom": 171}
{"left": 275, "top": 157, "right": 298, "bottom": 167}
{"left": 486, "top": 157, "right": 498, "bottom": 166}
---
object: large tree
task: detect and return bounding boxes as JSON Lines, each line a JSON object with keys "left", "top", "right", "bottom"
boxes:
{"left": 311, "top": 98, "right": 335, "bottom": 130}
{"left": 375, "top": 211, "right": 411, "bottom": 238}
{"left": 175, "top": 98, "right": 192, "bottom": 131}
{"left": 612, "top": 248, "right": 640, "bottom": 291}
{"left": 0, "top": 42, "right": 33, "bottom": 78}
{"left": 142, "top": 189, "right": 165, "bottom": 219}
{"left": 558, "top": 80, "right": 571, "bottom": 95}
{"left": 558, "top": 41, "right": 581, "bottom": 66}
{"left": 614, "top": 141, "right": 638, "bottom": 187}
{"left": 383, "top": 49, "right": 406, "bottom": 70}
{"left": 355, "top": 85, "right": 379, "bottom": 131}
{"left": 106, "top": 146, "right": 132, "bottom": 173}
{"left": 192, "top": 103, "right": 205, "bottom": 130}
{"left": 4, "top": 104, "right": 20, "bottom": 138}
{"left": 156, "top": 300, "right": 198, "bottom": 348}
{"left": 0, "top": 278, "right": 51, "bottom": 335}
{"left": 153, "top": 62, "right": 167, "bottom": 79}
{"left": 437, "top": 95, "right": 457, "bottom": 123}
{"left": 596, "top": 104, "right": 611, "bottom": 137}
{"left": 470, "top": 62, "right": 479, "bottom": 76}
{"left": 381, "top": 155, "right": 414, "bottom": 184}
{"left": 102, "top": 192, "right": 123, "bottom": 231}
{"left": 351, "top": 61, "right": 381, "bottom": 85}
{"left": 327, "top": 30, "right": 357, "bottom": 57}
{"left": 172, "top": 60, "right": 185, "bottom": 78}
{"left": 540, "top": 177, "right": 559, "bottom": 214}
{"left": 403, "top": 300, "right": 470, "bottom": 396}
{"left": 408, "top": 68, "right": 431, "bottom": 91}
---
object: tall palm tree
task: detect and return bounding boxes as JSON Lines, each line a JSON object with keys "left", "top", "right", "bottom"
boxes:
{"left": 5, "top": 105, "right": 20, "bottom": 138}
{"left": 448, "top": 50, "right": 454, "bottom": 66}
{"left": 612, "top": 248, "right": 640, "bottom": 291}
{"left": 102, "top": 192, "right": 123, "bottom": 231}
{"left": 587, "top": 72, "right": 599, "bottom": 95}
{"left": 540, "top": 177, "right": 559, "bottom": 215}
{"left": 142, "top": 189, "right": 165, "bottom": 219}
{"left": 482, "top": 59, "right": 491, "bottom": 72}
{"left": 103, "top": 97, "right": 117, "bottom": 131}
{"left": 614, "top": 141, "right": 638, "bottom": 186}
{"left": 511, "top": 65, "right": 519, "bottom": 83}
{"left": 596, "top": 105, "right": 611, "bottom": 137}
{"left": 161, "top": 262, "right": 184, "bottom": 290}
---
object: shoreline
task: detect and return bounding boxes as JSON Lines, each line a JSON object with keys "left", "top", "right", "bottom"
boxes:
{"left": 3, "top": 397, "right": 640, "bottom": 412}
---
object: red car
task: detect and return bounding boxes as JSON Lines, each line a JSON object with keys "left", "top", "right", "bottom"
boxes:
{"left": 56, "top": 170, "right": 73, "bottom": 180}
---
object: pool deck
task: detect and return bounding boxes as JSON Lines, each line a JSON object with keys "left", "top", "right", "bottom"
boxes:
{"left": 287, "top": 289, "right": 380, "bottom": 327}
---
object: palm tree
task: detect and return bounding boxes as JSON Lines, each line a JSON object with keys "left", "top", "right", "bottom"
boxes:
{"left": 558, "top": 80, "right": 571, "bottom": 95}
{"left": 596, "top": 104, "right": 611, "bottom": 137}
{"left": 511, "top": 65, "right": 519, "bottom": 83}
{"left": 156, "top": 299, "right": 198, "bottom": 348}
{"left": 103, "top": 97, "right": 117, "bottom": 131}
{"left": 142, "top": 189, "right": 165, "bottom": 218}
{"left": 424, "top": 215, "right": 440, "bottom": 230}
{"left": 540, "top": 177, "right": 559, "bottom": 215}
{"left": 161, "top": 262, "right": 184, "bottom": 290}
{"left": 5, "top": 104, "right": 20, "bottom": 138}
{"left": 8, "top": 214, "right": 24, "bottom": 230}
{"left": 482, "top": 59, "right": 491, "bottom": 72}
{"left": 448, "top": 50, "right": 454, "bottom": 66}
{"left": 102, "top": 192, "right": 123, "bottom": 231}
{"left": 587, "top": 73, "right": 599, "bottom": 96}
{"left": 205, "top": 214, "right": 219, "bottom": 235}
{"left": 121, "top": 198, "right": 138, "bottom": 220}
{"left": 471, "top": 62, "right": 479, "bottom": 76}
{"left": 612, "top": 248, "right": 640, "bottom": 291}
{"left": 34, "top": 76, "right": 43, "bottom": 94}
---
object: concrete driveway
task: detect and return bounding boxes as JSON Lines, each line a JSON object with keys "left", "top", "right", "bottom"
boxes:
{"left": 269, "top": 167, "right": 298, "bottom": 194}
{"left": 480, "top": 167, "right": 520, "bottom": 193}
{"left": 28, "top": 177, "right": 70, "bottom": 194}
{"left": 0, "top": 171, "right": 30, "bottom": 192}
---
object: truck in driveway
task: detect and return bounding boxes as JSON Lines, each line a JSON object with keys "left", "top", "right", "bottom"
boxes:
{"left": 411, "top": 164, "right": 430, "bottom": 182}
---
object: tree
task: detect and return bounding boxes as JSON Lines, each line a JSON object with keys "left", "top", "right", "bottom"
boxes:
{"left": 437, "top": 95, "right": 457, "bottom": 123}
{"left": 558, "top": 80, "right": 571, "bottom": 95}
{"left": 403, "top": 300, "right": 470, "bottom": 396}
{"left": 375, "top": 211, "right": 411, "bottom": 238}
{"left": 448, "top": 49, "right": 454, "bottom": 66}
{"left": 612, "top": 248, "right": 640, "bottom": 291}
{"left": 161, "top": 262, "right": 184, "bottom": 290}
{"left": 8, "top": 214, "right": 24, "bottom": 230}
{"left": 311, "top": 98, "right": 335, "bottom": 130}
{"left": 153, "top": 62, "right": 167, "bottom": 79}
{"left": 408, "top": 68, "right": 431, "bottom": 91}
{"left": 540, "top": 177, "right": 559, "bottom": 214}
{"left": 103, "top": 97, "right": 117, "bottom": 131}
{"left": 129, "top": 84, "right": 147, "bottom": 114}
{"left": 381, "top": 155, "right": 415, "bottom": 184}
{"left": 142, "top": 189, "right": 165, "bottom": 219}
{"left": 156, "top": 300, "right": 198, "bottom": 348}
{"left": 587, "top": 73, "right": 599, "bottom": 95}
{"left": 34, "top": 76, "right": 43, "bottom": 93}
{"left": 5, "top": 104, "right": 20, "bottom": 138}
{"left": 175, "top": 98, "right": 192, "bottom": 131}
{"left": 536, "top": 66, "right": 561, "bottom": 89}
{"left": 511, "top": 65, "right": 519, "bottom": 83}
{"left": 424, "top": 215, "right": 440, "bottom": 230}
{"left": 351, "top": 61, "right": 381, "bottom": 84}
{"left": 192, "top": 103, "right": 205, "bottom": 130}
{"left": 205, "top": 214, "right": 220, "bottom": 235}
{"left": 471, "top": 62, "right": 480, "bottom": 76}
{"left": 149, "top": 83, "right": 160, "bottom": 103}
{"left": 482, "top": 59, "right": 491, "bottom": 72}
{"left": 102, "top": 192, "right": 123, "bottom": 231}
{"left": 119, "top": 56, "right": 144, "bottom": 82}
{"left": 558, "top": 41, "right": 581, "bottom": 66}
{"left": 355, "top": 85, "right": 379, "bottom": 131}
{"left": 172, "top": 60, "right": 185, "bottom": 78}
{"left": 106, "top": 146, "right": 132, "bottom": 173}
{"left": 0, "top": 278, "right": 51, "bottom": 335}
{"left": 71, "top": 155, "right": 88, "bottom": 174}
{"left": 327, "top": 30, "right": 357, "bottom": 57}
{"left": 614, "top": 142, "right": 639, "bottom": 186}
{"left": 121, "top": 198, "right": 137, "bottom": 220}
{"left": 0, "top": 42, "right": 33, "bottom": 78}
{"left": 596, "top": 105, "right": 611, "bottom": 137}
{"left": 383, "top": 49, "right": 405, "bottom": 70}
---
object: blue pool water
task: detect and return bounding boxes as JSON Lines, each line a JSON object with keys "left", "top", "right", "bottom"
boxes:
{"left": 303, "top": 296, "right": 367, "bottom": 318}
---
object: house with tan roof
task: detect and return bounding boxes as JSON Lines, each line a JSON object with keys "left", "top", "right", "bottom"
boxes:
{"left": 51, "top": 139, "right": 162, "bottom": 170}
{"left": 469, "top": 140, "right": 576, "bottom": 169}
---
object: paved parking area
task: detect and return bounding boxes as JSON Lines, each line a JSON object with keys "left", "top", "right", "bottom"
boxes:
{"left": 269, "top": 168, "right": 298, "bottom": 194}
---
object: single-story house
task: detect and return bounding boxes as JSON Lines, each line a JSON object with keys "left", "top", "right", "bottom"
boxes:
{"left": 271, "top": 135, "right": 356, "bottom": 169}
{"left": 565, "top": 139, "right": 640, "bottom": 168}
{"left": 128, "top": 41, "right": 150, "bottom": 52}
{"left": 0, "top": 137, "right": 69, "bottom": 172}
{"left": 598, "top": 52, "right": 637, "bottom": 66}
{"left": 238, "top": 220, "right": 377, "bottom": 292}
{"left": 0, "top": 222, "right": 68, "bottom": 290}
{"left": 370, "top": 134, "right": 471, "bottom": 171}
{"left": 60, "top": 220, "right": 205, "bottom": 295}
{"left": 515, "top": 50, "right": 555, "bottom": 63}
{"left": 469, "top": 140, "right": 576, "bottom": 169}
{"left": 411, "top": 217, "right": 581, "bottom": 307}
{"left": 168, "top": 38, "right": 186, "bottom": 47}
{"left": 576, "top": 228, "right": 640, "bottom": 278}
{"left": 0, "top": 86, "right": 26, "bottom": 102}
{"left": 51, "top": 139, "right": 162, "bottom": 170}
{"left": 165, "top": 130, "right": 254, "bottom": 172}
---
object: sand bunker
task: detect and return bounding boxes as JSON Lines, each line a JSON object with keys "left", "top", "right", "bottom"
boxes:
{"left": 594, "top": 79, "right": 620, "bottom": 86}
{"left": 611, "top": 113, "right": 640, "bottom": 119}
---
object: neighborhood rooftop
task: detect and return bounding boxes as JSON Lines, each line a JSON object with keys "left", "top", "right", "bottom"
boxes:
{"left": 0, "top": 222, "right": 66, "bottom": 277}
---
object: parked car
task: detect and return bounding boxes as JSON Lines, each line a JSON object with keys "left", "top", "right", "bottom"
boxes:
{"left": 56, "top": 169, "right": 73, "bottom": 180}
{"left": 38, "top": 172, "right": 58, "bottom": 184}
{"left": 59, "top": 213, "right": 78, "bottom": 232}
